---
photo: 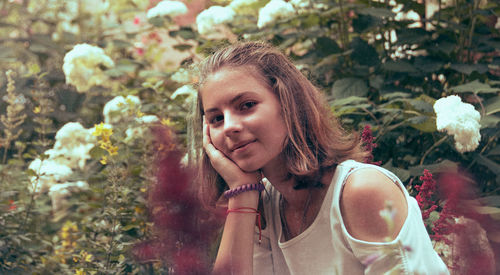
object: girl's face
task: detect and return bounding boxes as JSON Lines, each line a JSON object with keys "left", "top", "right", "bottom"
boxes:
{"left": 200, "top": 66, "right": 288, "bottom": 173}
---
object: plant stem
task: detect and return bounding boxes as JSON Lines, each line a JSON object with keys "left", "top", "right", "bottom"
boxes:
{"left": 419, "top": 135, "right": 448, "bottom": 165}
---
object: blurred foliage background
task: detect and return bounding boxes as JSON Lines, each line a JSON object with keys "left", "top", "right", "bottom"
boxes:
{"left": 0, "top": 0, "right": 499, "bottom": 273}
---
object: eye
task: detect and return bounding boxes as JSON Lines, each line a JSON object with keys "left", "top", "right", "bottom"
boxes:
{"left": 240, "top": 101, "right": 257, "bottom": 111}
{"left": 209, "top": 114, "right": 224, "bottom": 125}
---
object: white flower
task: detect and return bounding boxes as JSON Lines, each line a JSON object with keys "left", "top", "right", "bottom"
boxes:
{"left": 48, "top": 181, "right": 89, "bottom": 212}
{"left": 229, "top": 0, "right": 259, "bottom": 14}
{"left": 124, "top": 127, "right": 144, "bottom": 143}
{"left": 171, "top": 84, "right": 197, "bottom": 99}
{"left": 290, "top": 0, "right": 310, "bottom": 9}
{"left": 45, "top": 122, "right": 95, "bottom": 170}
{"left": 433, "top": 95, "right": 481, "bottom": 153}
{"left": 257, "top": 0, "right": 295, "bottom": 29}
{"left": 147, "top": 0, "right": 188, "bottom": 19}
{"left": 28, "top": 159, "right": 73, "bottom": 193}
{"left": 136, "top": 115, "right": 159, "bottom": 124}
{"left": 62, "top": 43, "right": 114, "bottom": 92}
{"left": 196, "top": 6, "right": 236, "bottom": 35}
{"left": 81, "top": 0, "right": 109, "bottom": 14}
{"left": 103, "top": 95, "right": 141, "bottom": 124}
{"left": 171, "top": 68, "right": 191, "bottom": 83}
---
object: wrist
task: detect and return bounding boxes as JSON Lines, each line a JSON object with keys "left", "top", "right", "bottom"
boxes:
{"left": 227, "top": 191, "right": 259, "bottom": 209}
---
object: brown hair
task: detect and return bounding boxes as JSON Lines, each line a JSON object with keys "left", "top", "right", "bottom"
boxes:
{"left": 188, "top": 41, "right": 368, "bottom": 209}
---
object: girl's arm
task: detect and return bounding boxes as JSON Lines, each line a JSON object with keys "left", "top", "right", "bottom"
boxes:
{"left": 340, "top": 168, "right": 407, "bottom": 242}
{"left": 213, "top": 191, "right": 259, "bottom": 274}
{"left": 203, "top": 119, "right": 260, "bottom": 274}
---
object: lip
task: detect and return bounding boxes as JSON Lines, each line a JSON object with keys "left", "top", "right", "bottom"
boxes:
{"left": 230, "top": 140, "right": 256, "bottom": 152}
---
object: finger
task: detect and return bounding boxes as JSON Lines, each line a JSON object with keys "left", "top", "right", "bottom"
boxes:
{"left": 202, "top": 117, "right": 212, "bottom": 149}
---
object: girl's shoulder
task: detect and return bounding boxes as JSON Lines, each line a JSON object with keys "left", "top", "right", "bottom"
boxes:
{"left": 339, "top": 162, "right": 408, "bottom": 242}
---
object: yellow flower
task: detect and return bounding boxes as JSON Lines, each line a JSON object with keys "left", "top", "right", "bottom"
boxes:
{"left": 161, "top": 118, "right": 175, "bottom": 127}
{"left": 93, "top": 122, "right": 112, "bottom": 137}
{"left": 100, "top": 155, "right": 108, "bottom": 165}
{"left": 61, "top": 231, "right": 69, "bottom": 239}
{"left": 85, "top": 253, "right": 93, "bottom": 262}
{"left": 75, "top": 268, "right": 85, "bottom": 275}
{"left": 136, "top": 110, "right": 144, "bottom": 117}
{"left": 33, "top": 106, "right": 41, "bottom": 114}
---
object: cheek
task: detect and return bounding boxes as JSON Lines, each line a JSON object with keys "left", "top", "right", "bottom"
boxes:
{"left": 209, "top": 128, "right": 224, "bottom": 150}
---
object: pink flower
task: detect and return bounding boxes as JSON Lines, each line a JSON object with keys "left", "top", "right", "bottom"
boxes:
{"left": 133, "top": 16, "right": 141, "bottom": 25}
{"left": 361, "top": 125, "right": 381, "bottom": 165}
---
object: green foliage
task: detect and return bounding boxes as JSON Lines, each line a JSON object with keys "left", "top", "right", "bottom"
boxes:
{"left": 0, "top": 0, "right": 498, "bottom": 273}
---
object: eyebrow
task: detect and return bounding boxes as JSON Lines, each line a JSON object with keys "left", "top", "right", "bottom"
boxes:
{"left": 204, "top": 91, "right": 257, "bottom": 114}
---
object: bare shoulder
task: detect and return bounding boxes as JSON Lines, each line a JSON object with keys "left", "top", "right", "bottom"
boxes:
{"left": 340, "top": 167, "right": 408, "bottom": 242}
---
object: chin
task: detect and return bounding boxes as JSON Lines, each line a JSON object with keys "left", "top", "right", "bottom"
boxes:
{"left": 235, "top": 160, "right": 262, "bottom": 173}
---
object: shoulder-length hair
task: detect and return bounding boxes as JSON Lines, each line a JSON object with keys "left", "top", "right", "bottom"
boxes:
{"left": 188, "top": 41, "right": 368, "bottom": 209}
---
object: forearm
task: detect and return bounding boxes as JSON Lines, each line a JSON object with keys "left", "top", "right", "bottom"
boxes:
{"left": 213, "top": 191, "right": 259, "bottom": 275}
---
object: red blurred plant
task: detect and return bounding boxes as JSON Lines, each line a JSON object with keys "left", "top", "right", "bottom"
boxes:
{"left": 133, "top": 124, "right": 224, "bottom": 274}
{"left": 414, "top": 169, "right": 498, "bottom": 274}
{"left": 361, "top": 125, "right": 381, "bottom": 165}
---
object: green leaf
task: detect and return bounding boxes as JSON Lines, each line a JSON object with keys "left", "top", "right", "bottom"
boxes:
{"left": 330, "top": 96, "right": 368, "bottom": 106}
{"left": 350, "top": 37, "right": 379, "bottom": 66}
{"left": 485, "top": 96, "right": 500, "bottom": 115}
{"left": 450, "top": 63, "right": 489, "bottom": 74}
{"left": 382, "top": 61, "right": 418, "bottom": 73}
{"left": 487, "top": 145, "right": 500, "bottom": 156}
{"left": 89, "top": 146, "right": 106, "bottom": 159}
{"left": 408, "top": 160, "right": 459, "bottom": 176}
{"left": 173, "top": 44, "right": 193, "bottom": 51}
{"left": 357, "top": 7, "right": 395, "bottom": 18}
{"left": 409, "top": 96, "right": 435, "bottom": 113}
{"left": 474, "top": 155, "right": 500, "bottom": 175}
{"left": 480, "top": 115, "right": 500, "bottom": 129}
{"left": 169, "top": 27, "right": 196, "bottom": 40}
{"left": 448, "top": 80, "right": 500, "bottom": 94}
{"left": 112, "top": 39, "right": 133, "bottom": 49}
{"left": 315, "top": 37, "right": 341, "bottom": 57}
{"left": 406, "top": 115, "right": 436, "bottom": 132}
{"left": 383, "top": 161, "right": 410, "bottom": 182}
{"left": 331, "top": 78, "right": 369, "bottom": 99}
{"left": 148, "top": 16, "right": 165, "bottom": 27}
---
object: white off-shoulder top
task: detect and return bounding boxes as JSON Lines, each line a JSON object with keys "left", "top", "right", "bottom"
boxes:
{"left": 253, "top": 160, "right": 449, "bottom": 274}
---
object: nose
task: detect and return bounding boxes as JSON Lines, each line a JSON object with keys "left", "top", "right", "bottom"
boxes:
{"left": 223, "top": 112, "right": 243, "bottom": 137}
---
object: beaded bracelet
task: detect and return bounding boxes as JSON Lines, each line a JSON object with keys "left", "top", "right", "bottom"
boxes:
{"left": 223, "top": 181, "right": 265, "bottom": 199}
{"left": 226, "top": 207, "right": 262, "bottom": 244}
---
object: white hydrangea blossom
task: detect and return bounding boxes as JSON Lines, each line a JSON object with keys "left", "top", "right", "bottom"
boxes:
{"left": 45, "top": 122, "right": 96, "bottom": 170}
{"left": 171, "top": 68, "right": 191, "bottom": 83}
{"left": 124, "top": 127, "right": 144, "bottom": 143}
{"left": 290, "top": 0, "right": 310, "bottom": 9}
{"left": 103, "top": 95, "right": 141, "bottom": 124}
{"left": 136, "top": 115, "right": 159, "bottom": 124}
{"left": 257, "top": 0, "right": 295, "bottom": 29}
{"left": 433, "top": 95, "right": 481, "bottom": 153}
{"left": 125, "top": 115, "right": 159, "bottom": 143}
{"left": 48, "top": 181, "right": 89, "bottom": 212}
{"left": 196, "top": 6, "right": 236, "bottom": 35}
{"left": 28, "top": 159, "right": 73, "bottom": 193}
{"left": 147, "top": 0, "right": 188, "bottom": 19}
{"left": 171, "top": 84, "right": 197, "bottom": 99}
{"left": 62, "top": 43, "right": 114, "bottom": 92}
{"left": 229, "top": 0, "right": 259, "bottom": 14}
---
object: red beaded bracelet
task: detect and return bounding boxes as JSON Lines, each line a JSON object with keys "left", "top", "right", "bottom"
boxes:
{"left": 223, "top": 182, "right": 265, "bottom": 199}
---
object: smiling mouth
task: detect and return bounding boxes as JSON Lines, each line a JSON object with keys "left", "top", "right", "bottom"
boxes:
{"left": 231, "top": 140, "right": 256, "bottom": 152}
